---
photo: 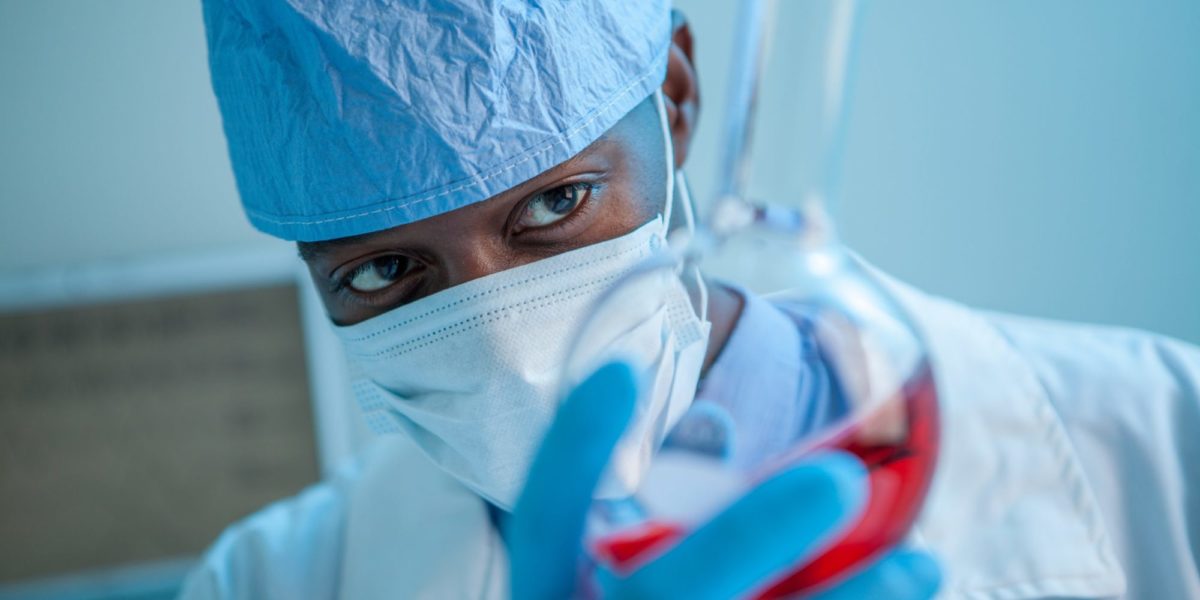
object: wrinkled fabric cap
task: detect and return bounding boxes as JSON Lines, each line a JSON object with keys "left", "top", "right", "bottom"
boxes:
{"left": 202, "top": 0, "right": 671, "bottom": 242}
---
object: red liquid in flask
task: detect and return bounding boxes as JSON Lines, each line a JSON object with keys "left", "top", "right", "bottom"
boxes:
{"left": 593, "top": 362, "right": 940, "bottom": 598}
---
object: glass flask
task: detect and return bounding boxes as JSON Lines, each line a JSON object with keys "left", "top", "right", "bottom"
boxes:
{"left": 568, "top": 200, "right": 939, "bottom": 597}
{"left": 559, "top": 0, "right": 941, "bottom": 596}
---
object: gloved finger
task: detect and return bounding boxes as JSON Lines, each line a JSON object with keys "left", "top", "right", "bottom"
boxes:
{"left": 607, "top": 452, "right": 868, "bottom": 600}
{"left": 507, "top": 361, "right": 639, "bottom": 599}
{"left": 807, "top": 549, "right": 941, "bottom": 600}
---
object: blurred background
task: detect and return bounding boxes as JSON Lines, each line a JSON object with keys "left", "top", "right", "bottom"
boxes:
{"left": 1, "top": 1, "right": 1197, "bottom": 598}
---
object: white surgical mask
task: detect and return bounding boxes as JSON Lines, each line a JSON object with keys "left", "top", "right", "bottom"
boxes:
{"left": 333, "top": 92, "right": 709, "bottom": 510}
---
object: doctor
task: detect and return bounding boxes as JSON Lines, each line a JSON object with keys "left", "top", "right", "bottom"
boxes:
{"left": 185, "top": 1, "right": 1200, "bottom": 598}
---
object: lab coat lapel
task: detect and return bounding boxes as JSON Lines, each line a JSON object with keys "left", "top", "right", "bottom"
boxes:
{"left": 338, "top": 435, "right": 508, "bottom": 599}
{"left": 881, "top": 275, "right": 1126, "bottom": 599}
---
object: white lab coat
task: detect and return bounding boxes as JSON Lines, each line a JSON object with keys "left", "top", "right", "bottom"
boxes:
{"left": 178, "top": 277, "right": 1200, "bottom": 599}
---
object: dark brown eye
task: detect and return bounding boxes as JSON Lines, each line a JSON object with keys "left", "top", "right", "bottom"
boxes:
{"left": 346, "top": 256, "right": 410, "bottom": 292}
{"left": 517, "top": 183, "right": 593, "bottom": 229}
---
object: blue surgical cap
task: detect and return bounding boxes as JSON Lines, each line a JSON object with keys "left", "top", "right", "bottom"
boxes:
{"left": 202, "top": 1, "right": 672, "bottom": 242}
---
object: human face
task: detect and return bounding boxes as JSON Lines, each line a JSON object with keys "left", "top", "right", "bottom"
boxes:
{"left": 300, "top": 99, "right": 669, "bottom": 326}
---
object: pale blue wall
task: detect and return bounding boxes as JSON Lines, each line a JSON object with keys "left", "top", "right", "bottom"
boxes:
{"left": 0, "top": 1, "right": 282, "bottom": 271}
{"left": 677, "top": 0, "right": 1200, "bottom": 344}
{"left": 845, "top": 1, "right": 1200, "bottom": 343}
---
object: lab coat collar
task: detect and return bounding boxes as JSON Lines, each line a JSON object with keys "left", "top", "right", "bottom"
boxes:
{"left": 878, "top": 272, "right": 1127, "bottom": 599}
{"left": 337, "top": 434, "right": 509, "bottom": 599}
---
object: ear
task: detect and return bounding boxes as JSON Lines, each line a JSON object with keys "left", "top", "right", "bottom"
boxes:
{"left": 662, "top": 10, "right": 699, "bottom": 170}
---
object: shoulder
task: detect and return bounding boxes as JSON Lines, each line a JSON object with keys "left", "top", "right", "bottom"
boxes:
{"left": 986, "top": 315, "right": 1200, "bottom": 597}
{"left": 177, "top": 457, "right": 363, "bottom": 600}
{"left": 982, "top": 312, "right": 1200, "bottom": 457}
{"left": 876, "top": 264, "right": 1200, "bottom": 421}
{"left": 878, "top": 271, "right": 1200, "bottom": 597}
{"left": 985, "top": 312, "right": 1200, "bottom": 406}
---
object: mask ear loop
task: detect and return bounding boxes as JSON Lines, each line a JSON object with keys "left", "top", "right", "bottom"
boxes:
{"left": 674, "top": 171, "right": 708, "bottom": 322}
{"left": 674, "top": 170, "right": 698, "bottom": 233}
{"left": 654, "top": 89, "right": 709, "bottom": 323}
{"left": 653, "top": 89, "right": 676, "bottom": 229}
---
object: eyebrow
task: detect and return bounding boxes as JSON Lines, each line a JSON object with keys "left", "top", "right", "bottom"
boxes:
{"left": 296, "top": 234, "right": 373, "bottom": 262}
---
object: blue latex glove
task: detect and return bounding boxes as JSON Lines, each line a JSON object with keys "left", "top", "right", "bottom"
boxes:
{"left": 505, "top": 361, "right": 942, "bottom": 599}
